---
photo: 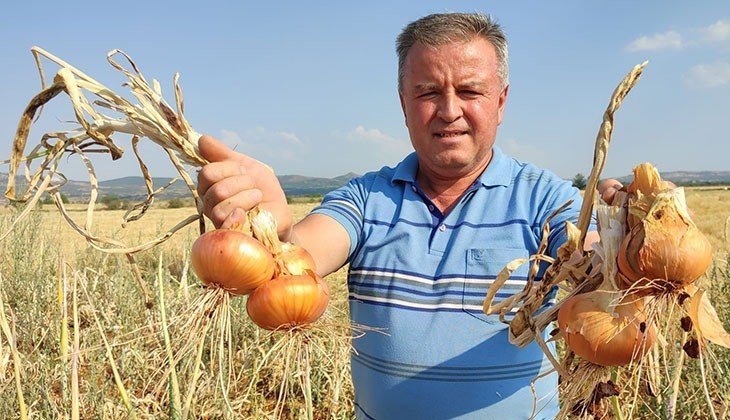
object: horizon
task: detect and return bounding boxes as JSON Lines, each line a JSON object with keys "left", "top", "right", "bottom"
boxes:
{"left": 2, "top": 2, "right": 729, "bottom": 182}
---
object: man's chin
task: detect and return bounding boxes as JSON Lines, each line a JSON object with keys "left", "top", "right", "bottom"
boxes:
{"left": 426, "top": 157, "right": 474, "bottom": 175}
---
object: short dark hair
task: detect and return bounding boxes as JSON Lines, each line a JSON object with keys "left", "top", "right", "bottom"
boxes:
{"left": 396, "top": 13, "right": 509, "bottom": 91}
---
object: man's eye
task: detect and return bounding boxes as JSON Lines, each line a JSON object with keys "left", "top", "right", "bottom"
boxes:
{"left": 418, "top": 91, "right": 437, "bottom": 98}
{"left": 460, "top": 90, "right": 481, "bottom": 97}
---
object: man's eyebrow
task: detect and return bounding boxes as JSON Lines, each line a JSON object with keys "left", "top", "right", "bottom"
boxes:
{"left": 457, "top": 81, "right": 488, "bottom": 90}
{"left": 413, "top": 83, "right": 439, "bottom": 92}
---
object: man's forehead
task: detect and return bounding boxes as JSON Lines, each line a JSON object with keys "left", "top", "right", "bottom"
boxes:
{"left": 406, "top": 38, "right": 496, "bottom": 60}
{"left": 403, "top": 40, "right": 497, "bottom": 71}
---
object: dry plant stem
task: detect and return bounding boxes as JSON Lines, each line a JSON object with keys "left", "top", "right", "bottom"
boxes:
{"left": 157, "top": 255, "right": 182, "bottom": 418}
{"left": 610, "top": 369, "right": 624, "bottom": 420}
{"left": 71, "top": 272, "right": 80, "bottom": 420}
{"left": 576, "top": 61, "right": 648, "bottom": 246}
{"left": 649, "top": 336, "right": 662, "bottom": 405}
{"left": 181, "top": 321, "right": 210, "bottom": 420}
{"left": 699, "top": 346, "right": 719, "bottom": 420}
{"left": 483, "top": 200, "right": 572, "bottom": 354}
{"left": 59, "top": 261, "right": 69, "bottom": 404}
{"left": 80, "top": 275, "right": 138, "bottom": 418}
{"left": 0, "top": 273, "right": 28, "bottom": 420}
{"left": 3, "top": 46, "right": 208, "bottom": 268}
{"left": 126, "top": 253, "right": 152, "bottom": 309}
{"left": 528, "top": 368, "right": 557, "bottom": 419}
{"left": 665, "top": 331, "right": 688, "bottom": 419}
{"left": 5, "top": 82, "right": 64, "bottom": 198}
{"left": 557, "top": 361, "right": 611, "bottom": 419}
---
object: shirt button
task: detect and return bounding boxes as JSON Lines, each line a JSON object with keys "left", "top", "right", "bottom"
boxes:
{"left": 428, "top": 204, "right": 434, "bottom": 212}
{"left": 438, "top": 224, "right": 446, "bottom": 232}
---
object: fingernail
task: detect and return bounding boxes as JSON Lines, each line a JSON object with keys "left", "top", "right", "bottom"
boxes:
{"left": 222, "top": 208, "right": 242, "bottom": 229}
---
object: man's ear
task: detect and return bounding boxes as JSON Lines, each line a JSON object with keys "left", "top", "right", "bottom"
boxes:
{"left": 399, "top": 91, "right": 408, "bottom": 126}
{"left": 496, "top": 84, "right": 509, "bottom": 125}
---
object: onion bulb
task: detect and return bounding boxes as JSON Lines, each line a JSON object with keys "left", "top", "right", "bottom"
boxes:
{"left": 246, "top": 272, "right": 330, "bottom": 330}
{"left": 618, "top": 170, "right": 712, "bottom": 290}
{"left": 279, "top": 243, "right": 317, "bottom": 275}
{"left": 558, "top": 291, "right": 656, "bottom": 366}
{"left": 191, "top": 229, "right": 275, "bottom": 295}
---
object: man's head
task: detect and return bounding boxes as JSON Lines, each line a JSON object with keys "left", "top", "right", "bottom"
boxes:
{"left": 396, "top": 13, "right": 509, "bottom": 92}
{"left": 396, "top": 13, "right": 510, "bottom": 179}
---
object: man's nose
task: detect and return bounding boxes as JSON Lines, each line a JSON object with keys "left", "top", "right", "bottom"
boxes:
{"left": 436, "top": 93, "right": 463, "bottom": 122}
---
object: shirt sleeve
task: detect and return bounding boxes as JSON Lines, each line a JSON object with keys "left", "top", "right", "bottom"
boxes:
{"left": 309, "top": 175, "right": 371, "bottom": 261}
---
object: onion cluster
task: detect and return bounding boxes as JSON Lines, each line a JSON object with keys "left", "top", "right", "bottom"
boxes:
{"left": 190, "top": 210, "right": 329, "bottom": 330}
{"left": 558, "top": 163, "right": 712, "bottom": 367}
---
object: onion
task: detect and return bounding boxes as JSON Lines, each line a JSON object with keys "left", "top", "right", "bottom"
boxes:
{"left": 617, "top": 166, "right": 712, "bottom": 290}
{"left": 191, "top": 229, "right": 275, "bottom": 295}
{"left": 244, "top": 208, "right": 329, "bottom": 330}
{"left": 246, "top": 272, "right": 330, "bottom": 330}
{"left": 279, "top": 243, "right": 317, "bottom": 276}
{"left": 558, "top": 291, "right": 656, "bottom": 367}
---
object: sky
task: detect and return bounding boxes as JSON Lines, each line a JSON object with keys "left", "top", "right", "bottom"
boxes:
{"left": 1, "top": 1, "right": 729, "bottom": 182}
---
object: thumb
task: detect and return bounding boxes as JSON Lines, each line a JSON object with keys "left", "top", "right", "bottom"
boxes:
{"left": 198, "top": 134, "right": 242, "bottom": 163}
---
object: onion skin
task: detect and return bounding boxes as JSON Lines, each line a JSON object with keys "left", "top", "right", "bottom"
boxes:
{"left": 617, "top": 199, "right": 712, "bottom": 290}
{"left": 191, "top": 230, "right": 275, "bottom": 295}
{"left": 279, "top": 243, "right": 317, "bottom": 275}
{"left": 557, "top": 292, "right": 656, "bottom": 367}
{"left": 247, "top": 273, "right": 330, "bottom": 330}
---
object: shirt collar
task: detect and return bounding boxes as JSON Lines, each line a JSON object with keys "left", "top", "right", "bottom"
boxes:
{"left": 391, "top": 146, "right": 512, "bottom": 187}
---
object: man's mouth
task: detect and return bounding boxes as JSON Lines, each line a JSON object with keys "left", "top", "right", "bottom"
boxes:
{"left": 435, "top": 131, "right": 468, "bottom": 138}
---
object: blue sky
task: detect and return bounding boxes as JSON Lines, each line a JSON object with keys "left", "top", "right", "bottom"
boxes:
{"left": 1, "top": 1, "right": 729, "bottom": 181}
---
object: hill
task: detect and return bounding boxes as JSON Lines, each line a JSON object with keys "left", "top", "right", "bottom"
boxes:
{"left": 615, "top": 170, "right": 730, "bottom": 186}
{"left": 0, "top": 171, "right": 360, "bottom": 202}
{"left": 2, "top": 170, "right": 728, "bottom": 204}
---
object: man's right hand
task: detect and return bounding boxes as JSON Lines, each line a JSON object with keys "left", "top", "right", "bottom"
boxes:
{"left": 197, "top": 135, "right": 292, "bottom": 239}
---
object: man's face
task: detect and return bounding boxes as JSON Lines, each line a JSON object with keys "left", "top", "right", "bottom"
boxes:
{"left": 399, "top": 38, "right": 508, "bottom": 178}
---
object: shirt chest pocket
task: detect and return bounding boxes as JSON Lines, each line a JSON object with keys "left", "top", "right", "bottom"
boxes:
{"left": 462, "top": 248, "right": 530, "bottom": 325}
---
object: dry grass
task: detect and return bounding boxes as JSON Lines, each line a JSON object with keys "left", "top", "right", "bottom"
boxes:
{"left": 0, "top": 190, "right": 728, "bottom": 419}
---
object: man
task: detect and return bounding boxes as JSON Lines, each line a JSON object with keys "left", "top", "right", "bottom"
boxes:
{"left": 198, "top": 13, "right": 599, "bottom": 419}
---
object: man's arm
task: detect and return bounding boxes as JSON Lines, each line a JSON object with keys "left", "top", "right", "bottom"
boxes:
{"left": 291, "top": 214, "right": 351, "bottom": 277}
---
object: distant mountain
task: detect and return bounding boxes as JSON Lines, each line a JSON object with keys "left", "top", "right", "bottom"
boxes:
{"left": 0, "top": 171, "right": 360, "bottom": 202}
{"left": 2, "top": 170, "right": 727, "bottom": 204}
{"left": 278, "top": 172, "right": 359, "bottom": 196}
{"left": 615, "top": 170, "right": 730, "bottom": 186}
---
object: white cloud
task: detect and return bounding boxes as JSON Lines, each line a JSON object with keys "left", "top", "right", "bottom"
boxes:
{"left": 345, "top": 125, "right": 411, "bottom": 155}
{"left": 684, "top": 61, "right": 730, "bottom": 88}
{"left": 321, "top": 126, "right": 411, "bottom": 174}
{"left": 219, "top": 127, "right": 305, "bottom": 163}
{"left": 700, "top": 19, "right": 730, "bottom": 43}
{"left": 625, "top": 30, "right": 683, "bottom": 52}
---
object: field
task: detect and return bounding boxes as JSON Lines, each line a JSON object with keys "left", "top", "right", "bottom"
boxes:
{"left": 0, "top": 188, "right": 728, "bottom": 419}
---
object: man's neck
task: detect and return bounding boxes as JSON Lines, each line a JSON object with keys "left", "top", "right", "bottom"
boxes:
{"left": 416, "top": 151, "right": 492, "bottom": 215}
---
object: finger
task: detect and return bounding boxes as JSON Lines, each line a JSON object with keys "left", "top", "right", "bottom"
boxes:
{"left": 601, "top": 187, "right": 620, "bottom": 205}
{"left": 221, "top": 207, "right": 246, "bottom": 230}
{"left": 202, "top": 174, "right": 256, "bottom": 216}
{"left": 199, "top": 134, "right": 244, "bottom": 163}
{"left": 197, "top": 161, "right": 247, "bottom": 197}
{"left": 209, "top": 189, "right": 263, "bottom": 228}
{"left": 597, "top": 179, "right": 623, "bottom": 204}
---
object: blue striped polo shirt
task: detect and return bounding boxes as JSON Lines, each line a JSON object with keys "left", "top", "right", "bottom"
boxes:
{"left": 311, "top": 146, "right": 587, "bottom": 419}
